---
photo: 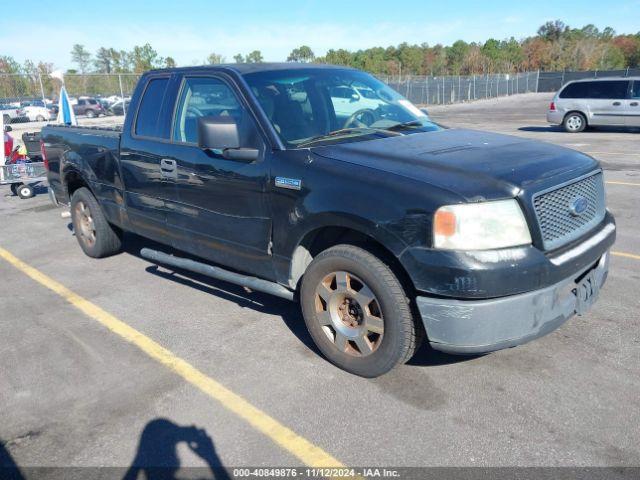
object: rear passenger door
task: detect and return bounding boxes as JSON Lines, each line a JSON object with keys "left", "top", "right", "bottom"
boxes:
{"left": 166, "top": 74, "right": 274, "bottom": 279}
{"left": 588, "top": 80, "right": 629, "bottom": 126}
{"left": 120, "top": 75, "right": 178, "bottom": 242}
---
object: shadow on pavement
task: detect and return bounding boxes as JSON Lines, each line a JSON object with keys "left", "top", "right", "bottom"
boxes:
{"left": 124, "top": 418, "right": 230, "bottom": 480}
{"left": 408, "top": 341, "right": 482, "bottom": 367}
{"left": 0, "top": 441, "right": 25, "bottom": 480}
{"left": 121, "top": 233, "right": 321, "bottom": 357}
{"left": 518, "top": 126, "right": 562, "bottom": 132}
{"left": 121, "top": 232, "right": 476, "bottom": 370}
{"left": 519, "top": 125, "right": 640, "bottom": 134}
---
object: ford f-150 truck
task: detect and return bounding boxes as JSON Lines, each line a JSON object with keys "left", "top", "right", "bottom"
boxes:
{"left": 42, "top": 64, "right": 616, "bottom": 377}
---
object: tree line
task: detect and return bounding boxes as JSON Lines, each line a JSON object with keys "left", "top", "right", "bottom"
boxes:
{"left": 1, "top": 20, "right": 639, "bottom": 82}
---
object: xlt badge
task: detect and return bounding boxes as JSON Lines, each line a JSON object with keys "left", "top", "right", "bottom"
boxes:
{"left": 275, "top": 177, "right": 302, "bottom": 190}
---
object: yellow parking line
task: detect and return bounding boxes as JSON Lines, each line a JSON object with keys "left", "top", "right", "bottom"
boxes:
{"left": 606, "top": 181, "right": 640, "bottom": 187}
{"left": 0, "top": 247, "right": 343, "bottom": 468}
{"left": 612, "top": 251, "right": 640, "bottom": 261}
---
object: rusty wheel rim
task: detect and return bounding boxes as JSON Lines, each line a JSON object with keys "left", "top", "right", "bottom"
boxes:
{"left": 314, "top": 271, "right": 384, "bottom": 357}
{"left": 75, "top": 201, "right": 96, "bottom": 247}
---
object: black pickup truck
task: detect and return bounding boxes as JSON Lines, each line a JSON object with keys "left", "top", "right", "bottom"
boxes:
{"left": 42, "top": 64, "right": 616, "bottom": 377}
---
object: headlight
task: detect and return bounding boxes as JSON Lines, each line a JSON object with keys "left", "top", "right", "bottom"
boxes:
{"left": 433, "top": 199, "right": 531, "bottom": 250}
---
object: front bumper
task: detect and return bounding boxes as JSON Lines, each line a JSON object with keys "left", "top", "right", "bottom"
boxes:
{"left": 417, "top": 250, "right": 610, "bottom": 355}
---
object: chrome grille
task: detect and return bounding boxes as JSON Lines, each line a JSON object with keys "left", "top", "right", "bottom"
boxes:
{"left": 533, "top": 172, "right": 605, "bottom": 250}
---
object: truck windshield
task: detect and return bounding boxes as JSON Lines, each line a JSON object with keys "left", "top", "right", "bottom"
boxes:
{"left": 243, "top": 68, "right": 441, "bottom": 148}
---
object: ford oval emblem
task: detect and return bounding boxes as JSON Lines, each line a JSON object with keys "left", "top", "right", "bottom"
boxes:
{"left": 570, "top": 196, "right": 589, "bottom": 216}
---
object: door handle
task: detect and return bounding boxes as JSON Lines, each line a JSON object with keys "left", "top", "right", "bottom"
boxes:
{"left": 612, "top": 101, "right": 621, "bottom": 106}
{"left": 631, "top": 102, "right": 639, "bottom": 107}
{"left": 160, "top": 159, "right": 177, "bottom": 179}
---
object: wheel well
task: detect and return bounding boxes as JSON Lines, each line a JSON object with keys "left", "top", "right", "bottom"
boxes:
{"left": 564, "top": 110, "right": 588, "bottom": 124}
{"left": 289, "top": 226, "right": 415, "bottom": 294}
{"left": 65, "top": 170, "right": 89, "bottom": 200}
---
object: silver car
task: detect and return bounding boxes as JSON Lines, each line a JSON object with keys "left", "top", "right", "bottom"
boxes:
{"left": 547, "top": 77, "right": 640, "bottom": 132}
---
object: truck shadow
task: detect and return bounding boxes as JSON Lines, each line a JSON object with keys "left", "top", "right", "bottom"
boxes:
{"left": 408, "top": 342, "right": 482, "bottom": 367}
{"left": 123, "top": 233, "right": 470, "bottom": 369}
{"left": 122, "top": 233, "right": 321, "bottom": 357}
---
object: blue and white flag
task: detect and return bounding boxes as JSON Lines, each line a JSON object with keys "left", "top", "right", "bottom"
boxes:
{"left": 56, "top": 86, "right": 77, "bottom": 126}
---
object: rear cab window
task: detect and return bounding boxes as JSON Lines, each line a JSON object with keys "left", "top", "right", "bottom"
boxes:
{"left": 134, "top": 77, "right": 171, "bottom": 139}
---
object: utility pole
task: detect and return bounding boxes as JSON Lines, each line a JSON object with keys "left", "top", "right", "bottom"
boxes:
{"left": 118, "top": 74, "right": 126, "bottom": 117}
{"left": 38, "top": 73, "right": 46, "bottom": 104}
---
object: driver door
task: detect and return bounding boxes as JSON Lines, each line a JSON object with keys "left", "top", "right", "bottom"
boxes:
{"left": 167, "top": 74, "right": 274, "bottom": 279}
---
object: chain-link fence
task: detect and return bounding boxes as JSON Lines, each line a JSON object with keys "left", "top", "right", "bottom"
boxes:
{"left": 0, "top": 73, "right": 141, "bottom": 122}
{"left": 0, "top": 71, "right": 542, "bottom": 110}
{"left": 0, "top": 73, "right": 140, "bottom": 101}
{"left": 2, "top": 69, "right": 638, "bottom": 118}
{"left": 379, "top": 72, "right": 540, "bottom": 105}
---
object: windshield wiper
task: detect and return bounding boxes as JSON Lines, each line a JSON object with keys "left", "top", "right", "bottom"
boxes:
{"left": 297, "top": 127, "right": 400, "bottom": 148}
{"left": 385, "top": 120, "right": 424, "bottom": 131}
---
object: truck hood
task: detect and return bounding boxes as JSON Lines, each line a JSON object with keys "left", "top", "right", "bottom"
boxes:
{"left": 311, "top": 129, "right": 599, "bottom": 201}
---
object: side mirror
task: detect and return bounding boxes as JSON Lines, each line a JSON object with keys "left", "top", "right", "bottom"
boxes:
{"left": 197, "top": 116, "right": 258, "bottom": 162}
{"left": 3, "top": 125, "right": 12, "bottom": 133}
{"left": 350, "top": 93, "right": 360, "bottom": 102}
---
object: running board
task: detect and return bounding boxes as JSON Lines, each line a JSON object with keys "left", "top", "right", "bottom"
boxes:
{"left": 140, "top": 248, "right": 295, "bottom": 301}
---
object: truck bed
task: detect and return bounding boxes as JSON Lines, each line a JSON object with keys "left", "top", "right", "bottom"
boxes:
{"left": 41, "top": 124, "right": 123, "bottom": 206}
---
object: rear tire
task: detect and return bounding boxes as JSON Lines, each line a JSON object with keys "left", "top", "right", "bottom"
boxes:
{"left": 36, "top": 115, "right": 45, "bottom": 122}
{"left": 85, "top": 109, "right": 96, "bottom": 118}
{"left": 70, "top": 187, "right": 122, "bottom": 258}
{"left": 300, "top": 244, "right": 421, "bottom": 377}
{"left": 17, "top": 184, "right": 34, "bottom": 199}
{"left": 563, "top": 112, "right": 587, "bottom": 133}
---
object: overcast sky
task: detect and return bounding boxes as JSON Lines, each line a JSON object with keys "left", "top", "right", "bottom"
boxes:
{"left": 2, "top": 0, "right": 639, "bottom": 69}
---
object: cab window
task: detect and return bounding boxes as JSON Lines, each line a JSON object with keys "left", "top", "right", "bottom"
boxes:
{"left": 173, "top": 77, "right": 245, "bottom": 144}
{"left": 134, "top": 77, "right": 170, "bottom": 139}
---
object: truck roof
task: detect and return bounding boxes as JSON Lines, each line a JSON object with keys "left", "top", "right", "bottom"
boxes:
{"left": 146, "top": 62, "right": 354, "bottom": 76}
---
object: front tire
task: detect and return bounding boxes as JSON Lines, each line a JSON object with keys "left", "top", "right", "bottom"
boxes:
{"left": 70, "top": 187, "right": 122, "bottom": 258}
{"left": 85, "top": 109, "right": 96, "bottom": 118}
{"left": 563, "top": 112, "right": 587, "bottom": 133}
{"left": 300, "top": 244, "right": 421, "bottom": 377}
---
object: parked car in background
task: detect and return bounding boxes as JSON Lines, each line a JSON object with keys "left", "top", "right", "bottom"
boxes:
{"left": 1, "top": 104, "right": 29, "bottom": 124}
{"left": 330, "top": 83, "right": 388, "bottom": 121}
{"left": 547, "top": 77, "right": 640, "bottom": 132}
{"left": 97, "top": 98, "right": 111, "bottom": 111}
{"left": 23, "top": 105, "right": 55, "bottom": 122}
{"left": 107, "top": 99, "right": 131, "bottom": 116}
{"left": 72, "top": 97, "right": 105, "bottom": 118}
